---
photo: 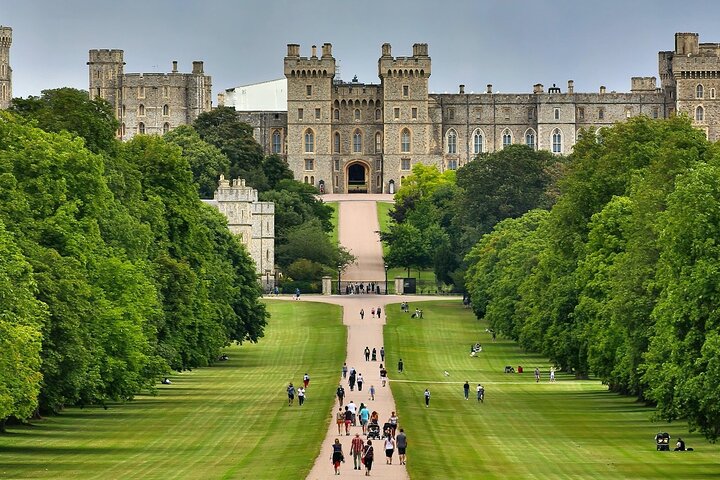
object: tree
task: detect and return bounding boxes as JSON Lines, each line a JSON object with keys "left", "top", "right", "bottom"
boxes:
{"left": 10, "top": 88, "right": 119, "bottom": 154}
{"left": 381, "top": 223, "right": 430, "bottom": 276}
{"left": 164, "top": 125, "right": 230, "bottom": 198}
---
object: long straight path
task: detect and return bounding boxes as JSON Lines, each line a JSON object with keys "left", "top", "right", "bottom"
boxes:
{"left": 305, "top": 195, "right": 412, "bottom": 480}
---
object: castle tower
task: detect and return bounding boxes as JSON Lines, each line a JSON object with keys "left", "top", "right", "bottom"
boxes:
{"left": 379, "top": 43, "right": 434, "bottom": 190}
{"left": 284, "top": 43, "right": 336, "bottom": 190}
{"left": 88, "top": 49, "right": 124, "bottom": 118}
{"left": 0, "top": 26, "right": 12, "bottom": 110}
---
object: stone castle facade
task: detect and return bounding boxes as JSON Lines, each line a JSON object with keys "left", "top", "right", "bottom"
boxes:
{"left": 87, "top": 50, "right": 212, "bottom": 140}
{"left": 239, "top": 33, "right": 719, "bottom": 194}
{"left": 0, "top": 26, "right": 11, "bottom": 110}
{"left": 203, "top": 176, "right": 275, "bottom": 288}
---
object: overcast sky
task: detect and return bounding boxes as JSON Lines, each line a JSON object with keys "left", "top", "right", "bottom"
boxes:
{"left": 3, "top": 0, "right": 720, "bottom": 101}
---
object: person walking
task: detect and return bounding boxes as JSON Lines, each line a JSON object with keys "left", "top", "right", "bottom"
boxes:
{"left": 550, "top": 367, "right": 556, "bottom": 382}
{"left": 534, "top": 367, "right": 540, "bottom": 383}
{"left": 349, "top": 370, "right": 356, "bottom": 391}
{"left": 384, "top": 434, "right": 395, "bottom": 464}
{"left": 371, "top": 348, "right": 377, "bottom": 362}
{"left": 303, "top": 373, "right": 310, "bottom": 389}
{"left": 362, "top": 440, "right": 374, "bottom": 476}
{"left": 359, "top": 403, "right": 370, "bottom": 434}
{"left": 380, "top": 346, "right": 385, "bottom": 362}
{"left": 342, "top": 363, "right": 348, "bottom": 379}
{"left": 364, "top": 346, "right": 371, "bottom": 361}
{"left": 295, "top": 288, "right": 301, "bottom": 300}
{"left": 424, "top": 388, "right": 430, "bottom": 407}
{"left": 380, "top": 365, "right": 388, "bottom": 387}
{"left": 351, "top": 433, "right": 364, "bottom": 470}
{"left": 287, "top": 383, "right": 295, "bottom": 406}
{"left": 371, "top": 307, "right": 375, "bottom": 318}
{"left": 360, "top": 308, "right": 365, "bottom": 320}
{"left": 396, "top": 429, "right": 407, "bottom": 465}
{"left": 331, "top": 438, "right": 344, "bottom": 475}
{"left": 463, "top": 381, "right": 470, "bottom": 400}
{"left": 298, "top": 386, "right": 306, "bottom": 406}
{"left": 369, "top": 384, "right": 376, "bottom": 401}
{"left": 477, "top": 384, "right": 484, "bottom": 403}
{"left": 337, "top": 384, "right": 345, "bottom": 406}
{"left": 389, "top": 411, "right": 398, "bottom": 438}
{"left": 357, "top": 373, "right": 364, "bottom": 391}
{"left": 344, "top": 406, "right": 353, "bottom": 435}
{"left": 336, "top": 408, "right": 345, "bottom": 434}
{"left": 347, "top": 400, "right": 357, "bottom": 426}
{"left": 377, "top": 307, "right": 382, "bottom": 318}
{"left": 398, "top": 358, "right": 404, "bottom": 374}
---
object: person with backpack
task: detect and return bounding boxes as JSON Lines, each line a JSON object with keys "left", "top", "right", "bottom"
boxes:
{"left": 362, "top": 440, "right": 374, "bottom": 476}
{"left": 337, "top": 384, "right": 345, "bottom": 406}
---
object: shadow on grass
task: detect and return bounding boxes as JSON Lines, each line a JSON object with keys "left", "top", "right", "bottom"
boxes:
{"left": 0, "top": 445, "right": 136, "bottom": 455}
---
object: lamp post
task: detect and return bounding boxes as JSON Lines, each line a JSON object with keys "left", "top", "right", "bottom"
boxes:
{"left": 384, "top": 264, "right": 389, "bottom": 295}
{"left": 337, "top": 264, "right": 342, "bottom": 295}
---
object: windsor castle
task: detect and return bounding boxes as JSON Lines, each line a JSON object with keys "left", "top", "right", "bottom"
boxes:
{"left": 1, "top": 27, "right": 719, "bottom": 195}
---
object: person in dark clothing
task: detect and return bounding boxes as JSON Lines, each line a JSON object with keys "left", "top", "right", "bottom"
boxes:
{"left": 363, "top": 440, "right": 374, "bottom": 476}
{"left": 398, "top": 358, "right": 404, "bottom": 373}
{"left": 337, "top": 385, "right": 345, "bottom": 406}
{"left": 463, "top": 381, "right": 470, "bottom": 400}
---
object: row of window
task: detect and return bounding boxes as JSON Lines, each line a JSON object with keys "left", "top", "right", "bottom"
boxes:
{"left": 299, "top": 107, "right": 424, "bottom": 122}
{"left": 445, "top": 128, "right": 562, "bottom": 154}
{"left": 134, "top": 104, "right": 171, "bottom": 117}
{"left": 696, "top": 84, "right": 717, "bottom": 99}
{"left": 133, "top": 86, "right": 172, "bottom": 99}
{"left": 307, "top": 84, "right": 410, "bottom": 97}
{"left": 120, "top": 122, "right": 171, "bottom": 136}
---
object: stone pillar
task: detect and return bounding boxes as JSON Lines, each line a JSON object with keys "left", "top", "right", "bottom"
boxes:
{"left": 394, "top": 277, "right": 405, "bottom": 295}
{"left": 322, "top": 276, "right": 332, "bottom": 295}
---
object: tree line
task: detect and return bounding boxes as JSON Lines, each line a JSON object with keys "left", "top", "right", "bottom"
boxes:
{"left": 387, "top": 116, "right": 720, "bottom": 440}
{"left": 0, "top": 89, "right": 341, "bottom": 431}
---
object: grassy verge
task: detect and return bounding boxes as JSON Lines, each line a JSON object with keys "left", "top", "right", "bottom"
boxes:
{"left": 0, "top": 300, "right": 345, "bottom": 480}
{"left": 326, "top": 201, "right": 339, "bottom": 246}
{"left": 384, "top": 300, "right": 720, "bottom": 479}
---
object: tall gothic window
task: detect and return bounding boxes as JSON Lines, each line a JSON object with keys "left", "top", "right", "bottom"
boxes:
{"left": 502, "top": 129, "right": 512, "bottom": 148}
{"left": 138, "top": 122, "right": 145, "bottom": 134}
{"left": 552, "top": 128, "right": 562, "bottom": 153}
{"left": 696, "top": 84, "right": 704, "bottom": 99}
{"left": 138, "top": 104, "right": 145, "bottom": 116}
{"left": 473, "top": 130, "right": 483, "bottom": 155}
{"left": 163, "top": 104, "right": 169, "bottom": 116}
{"left": 163, "top": 122, "right": 170, "bottom": 134}
{"left": 334, "top": 132, "right": 341, "bottom": 154}
{"left": 401, "top": 129, "right": 411, "bottom": 153}
{"left": 375, "top": 132, "right": 382, "bottom": 153}
{"left": 696, "top": 105, "right": 705, "bottom": 122}
{"left": 525, "top": 129, "right": 536, "bottom": 150}
{"left": 304, "top": 129, "right": 314, "bottom": 153}
{"left": 272, "top": 130, "right": 282, "bottom": 154}
{"left": 447, "top": 129, "right": 457, "bottom": 154}
{"left": 353, "top": 130, "right": 362, "bottom": 153}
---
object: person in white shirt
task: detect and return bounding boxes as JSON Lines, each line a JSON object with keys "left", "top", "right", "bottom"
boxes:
{"left": 347, "top": 400, "right": 357, "bottom": 425}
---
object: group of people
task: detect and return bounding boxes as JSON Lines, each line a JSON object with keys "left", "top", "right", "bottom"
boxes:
{"left": 286, "top": 373, "right": 311, "bottom": 406}
{"left": 462, "top": 381, "right": 485, "bottom": 402}
{"left": 363, "top": 345, "right": 385, "bottom": 362}
{"left": 359, "top": 307, "right": 383, "bottom": 320}
{"left": 345, "top": 282, "right": 380, "bottom": 295}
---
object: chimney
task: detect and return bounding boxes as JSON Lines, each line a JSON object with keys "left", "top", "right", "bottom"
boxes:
{"left": 172, "top": 61, "right": 178, "bottom": 73}
{"left": 567, "top": 80, "right": 574, "bottom": 94}
{"left": 311, "top": 45, "right": 317, "bottom": 58}
{"left": 600, "top": 85, "right": 606, "bottom": 94}
{"left": 486, "top": 84, "right": 493, "bottom": 94}
{"left": 287, "top": 44, "right": 300, "bottom": 57}
{"left": 382, "top": 43, "right": 392, "bottom": 57}
{"left": 459, "top": 84, "right": 465, "bottom": 94}
{"left": 533, "top": 83, "right": 544, "bottom": 94}
{"left": 412, "top": 43, "right": 428, "bottom": 56}
{"left": 321, "top": 43, "right": 332, "bottom": 58}
{"left": 192, "top": 61, "right": 204, "bottom": 74}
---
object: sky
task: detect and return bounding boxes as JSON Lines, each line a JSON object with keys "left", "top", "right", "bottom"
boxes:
{"left": 3, "top": 0, "right": 720, "bottom": 101}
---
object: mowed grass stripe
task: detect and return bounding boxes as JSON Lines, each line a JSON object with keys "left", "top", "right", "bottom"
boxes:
{"left": 0, "top": 300, "right": 345, "bottom": 480}
{"left": 384, "top": 300, "right": 720, "bottom": 480}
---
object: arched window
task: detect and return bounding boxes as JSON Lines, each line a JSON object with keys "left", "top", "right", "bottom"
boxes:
{"left": 138, "top": 104, "right": 145, "bottom": 116}
{"left": 375, "top": 132, "right": 382, "bottom": 153}
{"left": 303, "top": 176, "right": 308, "bottom": 184}
{"left": 696, "top": 84, "right": 704, "bottom": 99}
{"left": 552, "top": 128, "right": 562, "bottom": 153}
{"left": 120, "top": 123, "right": 126, "bottom": 137}
{"left": 138, "top": 122, "right": 145, "bottom": 134}
{"left": 272, "top": 130, "right": 282, "bottom": 154}
{"left": 334, "top": 108, "right": 340, "bottom": 120}
{"left": 162, "top": 104, "right": 169, "bottom": 116}
{"left": 353, "top": 130, "right": 362, "bottom": 153}
{"left": 696, "top": 105, "right": 704, "bottom": 122}
{"left": 310, "top": 175, "right": 315, "bottom": 185}
{"left": 334, "top": 132, "right": 341, "bottom": 154}
{"left": 401, "top": 128, "right": 411, "bottom": 153}
{"left": 163, "top": 122, "right": 170, "bottom": 134}
{"left": 304, "top": 129, "right": 314, "bottom": 153}
{"left": 525, "top": 129, "right": 536, "bottom": 150}
{"left": 447, "top": 129, "right": 457, "bottom": 154}
{"left": 354, "top": 109, "right": 361, "bottom": 121}
{"left": 375, "top": 108, "right": 381, "bottom": 121}
{"left": 472, "top": 130, "right": 483, "bottom": 155}
{"left": 502, "top": 129, "right": 512, "bottom": 148}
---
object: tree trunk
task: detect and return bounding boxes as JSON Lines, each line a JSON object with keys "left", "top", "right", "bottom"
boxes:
{"left": 0, "top": 418, "right": 6, "bottom": 434}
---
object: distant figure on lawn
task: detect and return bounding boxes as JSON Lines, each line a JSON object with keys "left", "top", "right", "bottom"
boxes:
{"left": 398, "top": 358, "right": 404, "bottom": 373}
{"left": 477, "top": 384, "right": 484, "bottom": 403}
{"left": 463, "top": 381, "right": 470, "bottom": 400}
{"left": 424, "top": 388, "right": 431, "bottom": 407}
{"left": 162, "top": 377, "right": 172, "bottom": 385}
{"left": 298, "top": 386, "right": 306, "bottom": 406}
{"left": 535, "top": 367, "right": 540, "bottom": 383}
{"left": 303, "top": 373, "right": 310, "bottom": 388}
{"left": 294, "top": 288, "right": 301, "bottom": 300}
{"left": 550, "top": 367, "right": 556, "bottom": 382}
{"left": 287, "top": 383, "right": 295, "bottom": 406}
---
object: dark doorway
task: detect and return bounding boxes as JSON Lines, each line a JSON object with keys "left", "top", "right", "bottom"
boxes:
{"left": 347, "top": 163, "right": 367, "bottom": 193}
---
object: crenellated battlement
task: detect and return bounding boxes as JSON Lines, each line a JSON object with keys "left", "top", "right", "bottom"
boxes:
{"left": 284, "top": 43, "right": 335, "bottom": 78}
{"left": 0, "top": 26, "right": 11, "bottom": 48}
{"left": 378, "top": 43, "right": 431, "bottom": 79}
{"left": 88, "top": 49, "right": 124, "bottom": 64}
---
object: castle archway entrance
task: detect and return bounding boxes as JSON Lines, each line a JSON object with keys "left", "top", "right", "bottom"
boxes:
{"left": 346, "top": 161, "right": 369, "bottom": 193}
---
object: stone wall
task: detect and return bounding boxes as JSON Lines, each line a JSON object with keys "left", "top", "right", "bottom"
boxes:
{"left": 0, "top": 26, "right": 12, "bottom": 110}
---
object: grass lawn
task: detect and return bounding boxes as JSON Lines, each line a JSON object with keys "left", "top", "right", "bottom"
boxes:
{"left": 326, "top": 201, "right": 339, "bottom": 246}
{"left": 384, "top": 300, "right": 720, "bottom": 480}
{"left": 0, "top": 300, "right": 345, "bottom": 480}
